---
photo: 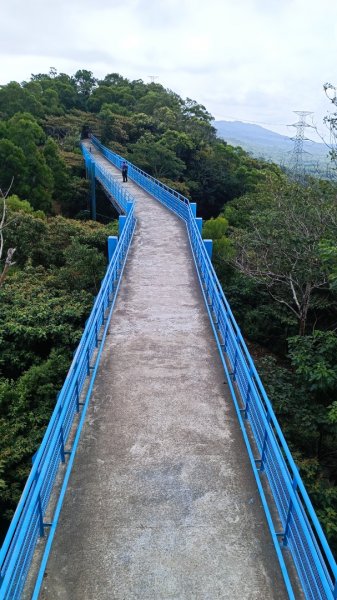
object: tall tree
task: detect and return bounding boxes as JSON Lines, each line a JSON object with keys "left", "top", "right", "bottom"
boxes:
{"left": 72, "top": 70, "right": 97, "bottom": 108}
{"left": 229, "top": 181, "right": 337, "bottom": 335}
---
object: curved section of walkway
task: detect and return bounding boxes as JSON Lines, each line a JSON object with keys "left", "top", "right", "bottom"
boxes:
{"left": 40, "top": 147, "right": 288, "bottom": 599}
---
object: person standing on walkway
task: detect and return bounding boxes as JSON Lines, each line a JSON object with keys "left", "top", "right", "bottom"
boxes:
{"left": 121, "top": 161, "right": 128, "bottom": 182}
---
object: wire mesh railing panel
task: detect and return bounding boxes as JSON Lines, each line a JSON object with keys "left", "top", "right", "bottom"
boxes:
{"left": 264, "top": 441, "right": 290, "bottom": 521}
{"left": 289, "top": 508, "right": 332, "bottom": 599}
{"left": 7, "top": 508, "right": 40, "bottom": 600}
{"left": 39, "top": 441, "right": 63, "bottom": 513}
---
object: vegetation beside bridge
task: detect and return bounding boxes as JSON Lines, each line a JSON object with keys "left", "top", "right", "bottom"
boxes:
{"left": 0, "top": 68, "right": 337, "bottom": 554}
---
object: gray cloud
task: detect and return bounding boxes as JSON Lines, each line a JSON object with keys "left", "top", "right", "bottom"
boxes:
{"left": 1, "top": 0, "right": 336, "bottom": 141}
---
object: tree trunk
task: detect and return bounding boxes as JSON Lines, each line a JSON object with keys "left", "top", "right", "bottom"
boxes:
{"left": 298, "top": 317, "right": 306, "bottom": 336}
{"left": 0, "top": 248, "right": 15, "bottom": 287}
{"left": 298, "top": 295, "right": 310, "bottom": 336}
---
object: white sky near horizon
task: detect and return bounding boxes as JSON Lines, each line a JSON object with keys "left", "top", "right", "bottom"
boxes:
{"left": 1, "top": 0, "right": 337, "bottom": 142}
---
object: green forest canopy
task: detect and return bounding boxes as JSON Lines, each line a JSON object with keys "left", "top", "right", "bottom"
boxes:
{"left": 1, "top": 68, "right": 337, "bottom": 554}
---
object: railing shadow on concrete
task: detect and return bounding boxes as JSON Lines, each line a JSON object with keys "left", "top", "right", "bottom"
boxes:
{"left": 92, "top": 136, "right": 337, "bottom": 600}
{"left": 0, "top": 165, "right": 136, "bottom": 600}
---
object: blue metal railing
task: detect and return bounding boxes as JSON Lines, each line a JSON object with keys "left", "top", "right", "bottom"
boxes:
{"left": 0, "top": 167, "right": 136, "bottom": 599}
{"left": 93, "top": 138, "right": 337, "bottom": 600}
{"left": 82, "top": 144, "right": 133, "bottom": 214}
{"left": 187, "top": 211, "right": 337, "bottom": 600}
{"left": 90, "top": 135, "right": 190, "bottom": 220}
{"left": 1, "top": 136, "right": 336, "bottom": 599}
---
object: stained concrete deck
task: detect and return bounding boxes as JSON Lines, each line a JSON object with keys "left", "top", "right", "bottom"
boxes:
{"left": 40, "top": 144, "right": 288, "bottom": 599}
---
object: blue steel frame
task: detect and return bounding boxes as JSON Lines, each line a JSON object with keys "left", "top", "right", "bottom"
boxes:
{"left": 0, "top": 165, "right": 136, "bottom": 600}
{"left": 90, "top": 136, "right": 337, "bottom": 600}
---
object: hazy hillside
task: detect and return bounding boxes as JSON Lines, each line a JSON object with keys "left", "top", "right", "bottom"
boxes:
{"left": 214, "top": 120, "right": 330, "bottom": 173}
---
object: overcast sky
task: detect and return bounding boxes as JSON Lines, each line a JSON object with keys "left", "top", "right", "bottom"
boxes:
{"left": 1, "top": 0, "right": 337, "bottom": 142}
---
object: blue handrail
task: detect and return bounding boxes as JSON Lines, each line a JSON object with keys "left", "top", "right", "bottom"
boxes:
{"left": 1, "top": 136, "right": 336, "bottom": 600}
{"left": 93, "top": 137, "right": 337, "bottom": 600}
{"left": 82, "top": 144, "right": 133, "bottom": 214}
{"left": 0, "top": 164, "right": 136, "bottom": 599}
{"left": 90, "top": 135, "right": 190, "bottom": 219}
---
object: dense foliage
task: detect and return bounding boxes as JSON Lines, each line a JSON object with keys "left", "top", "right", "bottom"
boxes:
{"left": 0, "top": 68, "right": 280, "bottom": 218}
{"left": 0, "top": 200, "right": 116, "bottom": 538}
{"left": 1, "top": 68, "right": 337, "bottom": 558}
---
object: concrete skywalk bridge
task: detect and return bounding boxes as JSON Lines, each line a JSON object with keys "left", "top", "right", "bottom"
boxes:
{"left": 39, "top": 144, "right": 288, "bottom": 599}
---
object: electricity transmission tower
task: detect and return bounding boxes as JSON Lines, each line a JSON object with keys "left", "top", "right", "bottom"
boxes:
{"left": 148, "top": 75, "right": 159, "bottom": 83}
{"left": 289, "top": 111, "right": 313, "bottom": 182}
{"left": 323, "top": 83, "right": 337, "bottom": 179}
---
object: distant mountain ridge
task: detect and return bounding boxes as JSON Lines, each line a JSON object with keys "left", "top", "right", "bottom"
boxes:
{"left": 214, "top": 120, "right": 329, "bottom": 170}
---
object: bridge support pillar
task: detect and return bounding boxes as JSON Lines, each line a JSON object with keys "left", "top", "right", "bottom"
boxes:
{"left": 85, "top": 158, "right": 90, "bottom": 180}
{"left": 108, "top": 236, "right": 118, "bottom": 262}
{"left": 90, "top": 161, "right": 96, "bottom": 221}
{"left": 190, "top": 202, "right": 197, "bottom": 217}
{"left": 119, "top": 215, "right": 127, "bottom": 236}
{"left": 196, "top": 217, "right": 203, "bottom": 234}
{"left": 204, "top": 239, "right": 213, "bottom": 260}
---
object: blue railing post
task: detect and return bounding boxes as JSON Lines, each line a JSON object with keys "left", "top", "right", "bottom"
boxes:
{"left": 95, "top": 321, "right": 99, "bottom": 347}
{"left": 75, "top": 379, "right": 80, "bottom": 413}
{"left": 59, "top": 426, "right": 66, "bottom": 464}
{"left": 86, "top": 347, "right": 91, "bottom": 375}
{"left": 108, "top": 236, "right": 118, "bottom": 263}
{"left": 232, "top": 340, "right": 239, "bottom": 381}
{"left": 283, "top": 476, "right": 299, "bottom": 547}
{"left": 223, "top": 320, "right": 229, "bottom": 352}
{"left": 101, "top": 301, "right": 105, "bottom": 326}
{"left": 119, "top": 215, "right": 127, "bottom": 236}
{"left": 204, "top": 239, "right": 213, "bottom": 260}
{"left": 190, "top": 202, "right": 197, "bottom": 217}
{"left": 90, "top": 161, "right": 96, "bottom": 221}
{"left": 195, "top": 217, "right": 203, "bottom": 234}
{"left": 259, "top": 414, "right": 271, "bottom": 472}
{"left": 244, "top": 379, "right": 252, "bottom": 419}
{"left": 36, "top": 485, "right": 45, "bottom": 539}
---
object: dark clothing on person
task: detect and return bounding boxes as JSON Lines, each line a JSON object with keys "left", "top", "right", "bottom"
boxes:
{"left": 122, "top": 161, "right": 128, "bottom": 182}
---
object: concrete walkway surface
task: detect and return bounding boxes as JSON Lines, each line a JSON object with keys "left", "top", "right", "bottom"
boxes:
{"left": 40, "top": 144, "right": 288, "bottom": 599}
